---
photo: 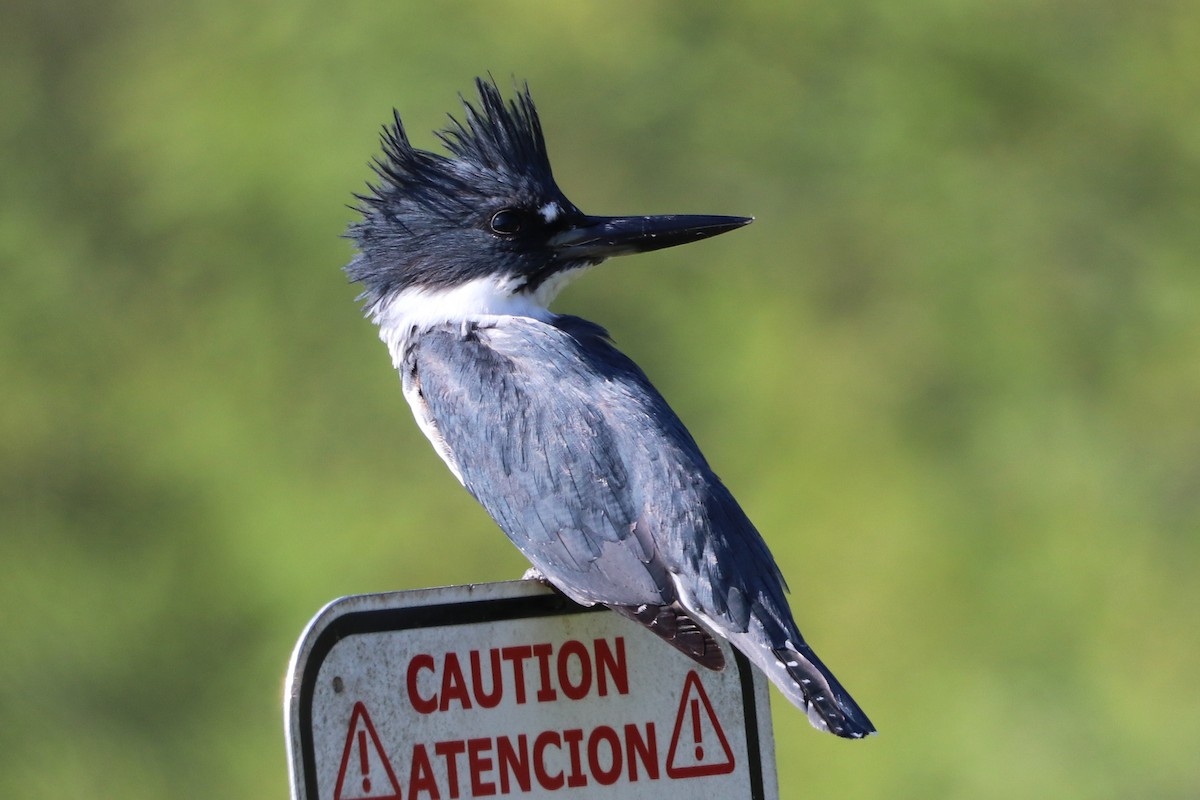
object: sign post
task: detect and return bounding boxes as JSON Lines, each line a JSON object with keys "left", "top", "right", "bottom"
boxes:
{"left": 285, "top": 580, "right": 777, "bottom": 799}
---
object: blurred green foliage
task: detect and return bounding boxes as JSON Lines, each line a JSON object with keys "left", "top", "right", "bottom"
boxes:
{"left": 3, "top": 1, "right": 1198, "bottom": 797}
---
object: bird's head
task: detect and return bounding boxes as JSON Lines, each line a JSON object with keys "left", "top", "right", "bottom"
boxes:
{"left": 346, "top": 77, "right": 751, "bottom": 319}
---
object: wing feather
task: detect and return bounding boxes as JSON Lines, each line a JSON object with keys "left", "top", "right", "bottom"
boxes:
{"left": 407, "top": 319, "right": 672, "bottom": 607}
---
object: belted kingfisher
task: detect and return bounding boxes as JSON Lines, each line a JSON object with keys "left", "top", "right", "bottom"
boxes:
{"left": 345, "top": 77, "right": 874, "bottom": 738}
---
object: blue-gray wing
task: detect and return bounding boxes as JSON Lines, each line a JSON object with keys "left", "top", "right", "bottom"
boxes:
{"left": 405, "top": 317, "right": 674, "bottom": 608}
{"left": 403, "top": 315, "right": 873, "bottom": 735}
{"left": 406, "top": 315, "right": 793, "bottom": 644}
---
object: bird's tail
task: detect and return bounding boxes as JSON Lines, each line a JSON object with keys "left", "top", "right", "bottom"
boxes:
{"left": 764, "top": 639, "right": 875, "bottom": 739}
{"left": 723, "top": 623, "right": 874, "bottom": 739}
{"left": 609, "top": 595, "right": 874, "bottom": 738}
{"left": 633, "top": 604, "right": 875, "bottom": 739}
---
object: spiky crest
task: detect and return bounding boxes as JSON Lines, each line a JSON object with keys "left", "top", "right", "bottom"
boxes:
{"left": 438, "top": 77, "right": 554, "bottom": 185}
{"left": 355, "top": 76, "right": 555, "bottom": 220}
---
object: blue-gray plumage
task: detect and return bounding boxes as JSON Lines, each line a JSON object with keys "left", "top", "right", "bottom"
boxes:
{"left": 345, "top": 77, "right": 875, "bottom": 738}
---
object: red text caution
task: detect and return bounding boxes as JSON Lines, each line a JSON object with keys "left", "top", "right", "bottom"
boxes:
{"left": 401, "top": 723, "right": 659, "bottom": 797}
{"left": 335, "top": 637, "right": 739, "bottom": 798}
{"left": 406, "top": 637, "right": 629, "bottom": 712}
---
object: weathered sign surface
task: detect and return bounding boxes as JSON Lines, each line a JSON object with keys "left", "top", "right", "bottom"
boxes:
{"left": 285, "top": 580, "right": 777, "bottom": 799}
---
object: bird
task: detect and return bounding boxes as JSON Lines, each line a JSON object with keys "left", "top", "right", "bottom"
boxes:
{"left": 344, "top": 76, "right": 875, "bottom": 739}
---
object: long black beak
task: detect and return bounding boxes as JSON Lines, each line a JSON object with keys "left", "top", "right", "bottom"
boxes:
{"left": 550, "top": 214, "right": 752, "bottom": 260}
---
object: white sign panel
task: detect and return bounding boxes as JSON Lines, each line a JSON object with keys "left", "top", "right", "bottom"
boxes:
{"left": 285, "top": 581, "right": 777, "bottom": 800}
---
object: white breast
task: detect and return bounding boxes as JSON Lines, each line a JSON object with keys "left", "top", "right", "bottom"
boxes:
{"left": 370, "top": 275, "right": 555, "bottom": 368}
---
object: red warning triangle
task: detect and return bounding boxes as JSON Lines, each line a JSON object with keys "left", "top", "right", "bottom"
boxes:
{"left": 665, "top": 670, "right": 736, "bottom": 778}
{"left": 334, "top": 702, "right": 402, "bottom": 800}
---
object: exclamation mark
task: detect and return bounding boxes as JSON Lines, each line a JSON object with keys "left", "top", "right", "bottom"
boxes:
{"left": 691, "top": 697, "right": 704, "bottom": 760}
{"left": 358, "top": 729, "right": 372, "bottom": 793}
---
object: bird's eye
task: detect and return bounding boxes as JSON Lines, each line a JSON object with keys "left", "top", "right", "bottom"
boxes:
{"left": 489, "top": 209, "right": 524, "bottom": 235}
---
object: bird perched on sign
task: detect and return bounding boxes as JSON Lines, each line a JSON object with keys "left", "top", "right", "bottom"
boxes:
{"left": 345, "top": 77, "right": 875, "bottom": 738}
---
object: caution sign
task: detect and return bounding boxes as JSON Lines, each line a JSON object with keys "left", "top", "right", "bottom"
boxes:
{"left": 285, "top": 581, "right": 777, "bottom": 800}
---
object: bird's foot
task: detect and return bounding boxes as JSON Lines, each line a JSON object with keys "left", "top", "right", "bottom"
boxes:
{"left": 521, "top": 566, "right": 551, "bottom": 584}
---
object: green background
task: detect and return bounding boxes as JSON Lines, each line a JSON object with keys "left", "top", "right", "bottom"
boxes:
{"left": 3, "top": 2, "right": 1198, "bottom": 797}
